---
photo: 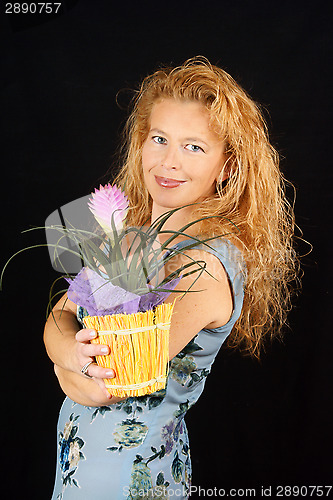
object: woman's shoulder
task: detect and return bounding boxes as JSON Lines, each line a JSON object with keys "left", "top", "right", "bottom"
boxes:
{"left": 164, "top": 237, "right": 241, "bottom": 306}
{"left": 164, "top": 243, "right": 235, "bottom": 348}
{"left": 173, "top": 236, "right": 245, "bottom": 278}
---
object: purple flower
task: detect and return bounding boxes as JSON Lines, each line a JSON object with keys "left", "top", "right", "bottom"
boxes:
{"left": 88, "top": 183, "right": 128, "bottom": 239}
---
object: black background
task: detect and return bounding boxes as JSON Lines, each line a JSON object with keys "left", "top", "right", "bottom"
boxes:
{"left": 1, "top": 1, "right": 332, "bottom": 498}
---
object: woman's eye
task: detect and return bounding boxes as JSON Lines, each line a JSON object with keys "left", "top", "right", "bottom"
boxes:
{"left": 152, "top": 136, "right": 166, "bottom": 145}
{"left": 185, "top": 144, "right": 204, "bottom": 153}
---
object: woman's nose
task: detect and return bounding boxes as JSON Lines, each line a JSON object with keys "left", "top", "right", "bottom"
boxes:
{"left": 161, "top": 146, "right": 181, "bottom": 170}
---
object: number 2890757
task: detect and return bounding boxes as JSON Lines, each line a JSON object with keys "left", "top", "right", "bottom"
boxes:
{"left": 5, "top": 3, "right": 62, "bottom": 14}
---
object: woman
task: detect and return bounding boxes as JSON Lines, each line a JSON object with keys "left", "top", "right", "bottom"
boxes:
{"left": 45, "top": 56, "right": 298, "bottom": 499}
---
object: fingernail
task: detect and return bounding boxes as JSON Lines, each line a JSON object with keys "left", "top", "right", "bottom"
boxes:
{"left": 105, "top": 370, "right": 114, "bottom": 378}
{"left": 89, "top": 331, "right": 96, "bottom": 338}
{"left": 101, "top": 347, "right": 109, "bottom": 354}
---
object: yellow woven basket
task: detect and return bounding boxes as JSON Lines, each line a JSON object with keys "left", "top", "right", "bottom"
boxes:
{"left": 83, "top": 302, "right": 174, "bottom": 397}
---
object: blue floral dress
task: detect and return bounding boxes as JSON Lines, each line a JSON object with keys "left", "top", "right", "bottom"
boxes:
{"left": 51, "top": 238, "right": 245, "bottom": 500}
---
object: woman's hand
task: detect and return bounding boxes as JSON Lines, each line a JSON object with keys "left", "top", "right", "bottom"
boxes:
{"left": 54, "top": 364, "right": 115, "bottom": 406}
{"left": 54, "top": 330, "right": 129, "bottom": 406}
{"left": 44, "top": 294, "right": 127, "bottom": 406}
{"left": 73, "top": 328, "right": 115, "bottom": 399}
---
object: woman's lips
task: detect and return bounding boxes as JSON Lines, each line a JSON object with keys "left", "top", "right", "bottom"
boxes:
{"left": 154, "top": 175, "right": 186, "bottom": 188}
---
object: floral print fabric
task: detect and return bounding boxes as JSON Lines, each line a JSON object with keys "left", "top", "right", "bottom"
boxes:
{"left": 51, "top": 238, "right": 245, "bottom": 499}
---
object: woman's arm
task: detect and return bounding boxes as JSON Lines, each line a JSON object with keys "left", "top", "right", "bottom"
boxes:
{"left": 44, "top": 297, "right": 84, "bottom": 372}
{"left": 165, "top": 248, "right": 233, "bottom": 356}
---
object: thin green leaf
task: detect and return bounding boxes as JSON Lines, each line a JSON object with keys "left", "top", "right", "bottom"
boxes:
{"left": 161, "top": 248, "right": 216, "bottom": 281}
{"left": 47, "top": 289, "right": 69, "bottom": 324}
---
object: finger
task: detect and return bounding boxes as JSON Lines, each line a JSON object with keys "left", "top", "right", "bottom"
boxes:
{"left": 93, "top": 377, "right": 113, "bottom": 399}
{"left": 86, "top": 363, "right": 115, "bottom": 380}
{"left": 75, "top": 329, "right": 97, "bottom": 343}
{"left": 75, "top": 344, "right": 111, "bottom": 374}
{"left": 80, "top": 342, "right": 110, "bottom": 358}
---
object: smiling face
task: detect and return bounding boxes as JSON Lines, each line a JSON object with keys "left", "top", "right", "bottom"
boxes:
{"left": 141, "top": 98, "right": 227, "bottom": 221}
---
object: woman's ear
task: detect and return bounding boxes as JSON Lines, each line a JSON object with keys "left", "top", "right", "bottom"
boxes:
{"left": 216, "top": 160, "right": 232, "bottom": 184}
{"left": 217, "top": 167, "right": 229, "bottom": 184}
{"left": 216, "top": 142, "right": 233, "bottom": 183}
{"left": 215, "top": 155, "right": 234, "bottom": 193}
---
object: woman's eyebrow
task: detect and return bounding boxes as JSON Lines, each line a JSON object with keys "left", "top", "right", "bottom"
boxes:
{"left": 149, "top": 128, "right": 209, "bottom": 147}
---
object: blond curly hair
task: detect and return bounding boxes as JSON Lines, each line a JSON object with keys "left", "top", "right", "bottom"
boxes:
{"left": 113, "top": 55, "right": 300, "bottom": 358}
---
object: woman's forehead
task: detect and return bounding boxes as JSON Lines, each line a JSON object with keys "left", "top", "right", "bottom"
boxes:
{"left": 147, "top": 98, "right": 223, "bottom": 141}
